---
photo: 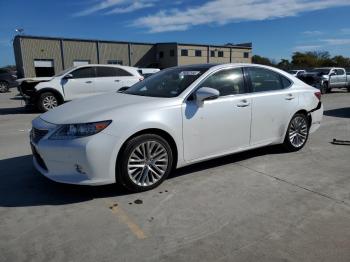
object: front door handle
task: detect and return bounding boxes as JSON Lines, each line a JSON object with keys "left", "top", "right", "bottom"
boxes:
{"left": 114, "top": 79, "right": 120, "bottom": 82}
{"left": 236, "top": 99, "right": 250, "bottom": 107}
{"left": 85, "top": 81, "right": 92, "bottom": 84}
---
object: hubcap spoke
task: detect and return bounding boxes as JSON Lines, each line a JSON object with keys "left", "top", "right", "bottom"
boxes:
{"left": 127, "top": 140, "right": 169, "bottom": 187}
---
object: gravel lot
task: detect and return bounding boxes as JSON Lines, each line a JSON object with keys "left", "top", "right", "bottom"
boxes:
{"left": 0, "top": 88, "right": 349, "bottom": 262}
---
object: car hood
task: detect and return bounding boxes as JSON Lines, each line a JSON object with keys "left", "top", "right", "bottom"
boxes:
{"left": 17, "top": 77, "right": 53, "bottom": 84}
{"left": 40, "top": 92, "right": 174, "bottom": 124}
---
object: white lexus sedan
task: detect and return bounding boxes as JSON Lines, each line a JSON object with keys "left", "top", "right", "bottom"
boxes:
{"left": 30, "top": 64, "right": 323, "bottom": 192}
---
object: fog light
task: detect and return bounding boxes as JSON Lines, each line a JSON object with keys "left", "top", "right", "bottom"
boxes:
{"left": 75, "top": 164, "right": 86, "bottom": 174}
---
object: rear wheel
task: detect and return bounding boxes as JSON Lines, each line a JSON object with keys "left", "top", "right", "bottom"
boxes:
{"left": 320, "top": 82, "right": 329, "bottom": 94}
{"left": 117, "top": 134, "right": 173, "bottom": 192}
{"left": 37, "top": 92, "right": 59, "bottom": 112}
{"left": 283, "top": 113, "right": 309, "bottom": 152}
{"left": 0, "top": 81, "right": 9, "bottom": 93}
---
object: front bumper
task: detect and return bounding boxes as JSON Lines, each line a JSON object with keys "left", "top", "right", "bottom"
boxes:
{"left": 31, "top": 119, "right": 123, "bottom": 186}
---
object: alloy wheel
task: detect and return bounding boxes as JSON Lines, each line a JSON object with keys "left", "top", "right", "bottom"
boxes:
{"left": 127, "top": 140, "right": 169, "bottom": 187}
{"left": 289, "top": 116, "right": 308, "bottom": 148}
{"left": 43, "top": 95, "right": 58, "bottom": 110}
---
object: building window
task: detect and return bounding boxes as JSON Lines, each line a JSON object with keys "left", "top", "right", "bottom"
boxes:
{"left": 34, "top": 59, "right": 55, "bottom": 77}
{"left": 73, "top": 60, "right": 90, "bottom": 67}
{"left": 195, "top": 50, "right": 202, "bottom": 57}
{"left": 170, "top": 49, "right": 175, "bottom": 57}
{"left": 244, "top": 52, "right": 249, "bottom": 58}
{"left": 107, "top": 60, "right": 123, "bottom": 65}
{"left": 210, "top": 50, "right": 215, "bottom": 57}
{"left": 181, "top": 49, "right": 188, "bottom": 56}
{"left": 218, "top": 51, "right": 224, "bottom": 57}
{"left": 159, "top": 51, "right": 164, "bottom": 58}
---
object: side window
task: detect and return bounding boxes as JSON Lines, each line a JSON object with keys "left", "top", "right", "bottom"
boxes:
{"left": 96, "top": 66, "right": 118, "bottom": 77}
{"left": 247, "top": 67, "right": 286, "bottom": 92}
{"left": 70, "top": 67, "right": 95, "bottom": 79}
{"left": 199, "top": 68, "right": 245, "bottom": 96}
{"left": 281, "top": 75, "right": 292, "bottom": 88}
{"left": 336, "top": 69, "right": 345, "bottom": 75}
{"left": 115, "top": 68, "right": 132, "bottom": 77}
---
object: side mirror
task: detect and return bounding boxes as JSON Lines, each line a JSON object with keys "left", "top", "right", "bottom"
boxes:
{"left": 117, "top": 86, "right": 129, "bottom": 93}
{"left": 330, "top": 72, "right": 336, "bottom": 76}
{"left": 63, "top": 73, "right": 73, "bottom": 80}
{"left": 195, "top": 87, "right": 220, "bottom": 107}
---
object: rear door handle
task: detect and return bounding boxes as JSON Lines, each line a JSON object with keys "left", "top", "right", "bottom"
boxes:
{"left": 114, "top": 79, "right": 120, "bottom": 82}
{"left": 85, "top": 81, "right": 92, "bottom": 84}
{"left": 236, "top": 99, "right": 250, "bottom": 107}
{"left": 285, "top": 94, "right": 295, "bottom": 100}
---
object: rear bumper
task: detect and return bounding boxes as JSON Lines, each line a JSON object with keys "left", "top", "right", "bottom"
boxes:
{"left": 309, "top": 102, "right": 323, "bottom": 134}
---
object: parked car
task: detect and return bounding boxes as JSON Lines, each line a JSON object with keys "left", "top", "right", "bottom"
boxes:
{"left": 0, "top": 68, "right": 18, "bottom": 93}
{"left": 137, "top": 68, "right": 160, "bottom": 78}
{"left": 18, "top": 64, "right": 144, "bottom": 112}
{"left": 288, "top": 70, "right": 306, "bottom": 77}
{"left": 30, "top": 63, "right": 323, "bottom": 192}
{"left": 299, "top": 67, "right": 350, "bottom": 94}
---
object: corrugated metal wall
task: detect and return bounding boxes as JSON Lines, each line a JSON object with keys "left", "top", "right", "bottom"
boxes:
{"left": 156, "top": 44, "right": 177, "bottom": 69}
{"left": 19, "top": 38, "right": 63, "bottom": 78}
{"left": 130, "top": 44, "right": 156, "bottom": 67}
{"left": 62, "top": 40, "right": 98, "bottom": 67}
{"left": 98, "top": 42, "right": 129, "bottom": 65}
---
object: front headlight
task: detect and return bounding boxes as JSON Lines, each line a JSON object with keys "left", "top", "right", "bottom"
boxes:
{"left": 49, "top": 120, "right": 112, "bottom": 140}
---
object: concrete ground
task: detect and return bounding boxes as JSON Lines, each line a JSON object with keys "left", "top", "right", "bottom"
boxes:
{"left": 0, "top": 88, "right": 349, "bottom": 262}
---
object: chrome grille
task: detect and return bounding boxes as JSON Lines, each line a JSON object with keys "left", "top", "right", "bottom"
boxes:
{"left": 31, "top": 128, "right": 48, "bottom": 143}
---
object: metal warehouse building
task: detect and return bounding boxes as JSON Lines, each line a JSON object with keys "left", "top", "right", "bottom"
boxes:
{"left": 13, "top": 35, "right": 252, "bottom": 78}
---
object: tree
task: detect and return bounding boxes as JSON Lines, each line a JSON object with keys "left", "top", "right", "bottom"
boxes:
{"left": 252, "top": 55, "right": 273, "bottom": 66}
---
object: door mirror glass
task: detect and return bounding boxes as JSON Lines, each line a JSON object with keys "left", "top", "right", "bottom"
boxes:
{"left": 195, "top": 87, "right": 220, "bottom": 106}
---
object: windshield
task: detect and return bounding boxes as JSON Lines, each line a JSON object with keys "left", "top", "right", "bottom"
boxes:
{"left": 124, "top": 66, "right": 210, "bottom": 97}
{"left": 54, "top": 67, "right": 75, "bottom": 77}
{"left": 310, "top": 68, "right": 331, "bottom": 75}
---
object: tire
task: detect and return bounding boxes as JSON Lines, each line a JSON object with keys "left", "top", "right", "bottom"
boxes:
{"left": 320, "top": 82, "right": 328, "bottom": 94}
{"left": 347, "top": 86, "right": 350, "bottom": 92}
{"left": 0, "top": 81, "right": 9, "bottom": 93}
{"left": 37, "top": 92, "right": 59, "bottom": 112}
{"left": 117, "top": 134, "right": 174, "bottom": 192}
{"left": 283, "top": 113, "right": 309, "bottom": 152}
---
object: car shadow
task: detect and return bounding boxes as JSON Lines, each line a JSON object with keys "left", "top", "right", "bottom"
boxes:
{"left": 0, "top": 107, "right": 36, "bottom": 115}
{"left": 323, "top": 107, "right": 350, "bottom": 118}
{"left": 0, "top": 145, "right": 286, "bottom": 207}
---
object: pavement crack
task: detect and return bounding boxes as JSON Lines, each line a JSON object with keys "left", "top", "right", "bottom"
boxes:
{"left": 237, "top": 163, "right": 350, "bottom": 208}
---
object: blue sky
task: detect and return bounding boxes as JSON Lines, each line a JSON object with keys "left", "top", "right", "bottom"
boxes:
{"left": 1, "top": 0, "right": 350, "bottom": 66}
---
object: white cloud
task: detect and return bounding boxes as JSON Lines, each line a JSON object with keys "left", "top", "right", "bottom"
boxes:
{"left": 340, "top": 28, "right": 350, "bottom": 34}
{"left": 294, "top": 45, "right": 322, "bottom": 51}
{"left": 74, "top": 0, "right": 156, "bottom": 16}
{"left": 132, "top": 0, "right": 350, "bottom": 33}
{"left": 106, "top": 1, "right": 155, "bottom": 14}
{"left": 321, "top": 38, "right": 350, "bottom": 45}
{"left": 302, "top": 30, "right": 323, "bottom": 36}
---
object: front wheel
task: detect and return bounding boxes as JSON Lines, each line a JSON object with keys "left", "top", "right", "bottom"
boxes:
{"left": 0, "top": 81, "right": 9, "bottom": 93}
{"left": 283, "top": 113, "right": 309, "bottom": 152}
{"left": 37, "top": 92, "right": 59, "bottom": 112}
{"left": 117, "top": 134, "right": 173, "bottom": 192}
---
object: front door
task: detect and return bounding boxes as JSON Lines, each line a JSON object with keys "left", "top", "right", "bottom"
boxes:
{"left": 182, "top": 67, "right": 251, "bottom": 162}
{"left": 62, "top": 66, "right": 95, "bottom": 100}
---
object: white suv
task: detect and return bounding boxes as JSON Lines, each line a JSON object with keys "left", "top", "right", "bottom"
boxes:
{"left": 18, "top": 64, "right": 143, "bottom": 112}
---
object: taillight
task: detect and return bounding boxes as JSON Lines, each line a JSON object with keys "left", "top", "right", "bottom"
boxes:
{"left": 314, "top": 91, "right": 321, "bottom": 101}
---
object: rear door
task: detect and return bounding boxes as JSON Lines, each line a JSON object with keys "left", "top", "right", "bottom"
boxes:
{"left": 95, "top": 66, "right": 139, "bottom": 94}
{"left": 245, "top": 67, "right": 298, "bottom": 146}
{"left": 62, "top": 66, "right": 95, "bottom": 100}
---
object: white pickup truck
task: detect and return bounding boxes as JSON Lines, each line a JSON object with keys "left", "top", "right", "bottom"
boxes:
{"left": 18, "top": 64, "right": 143, "bottom": 112}
{"left": 309, "top": 67, "right": 350, "bottom": 94}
